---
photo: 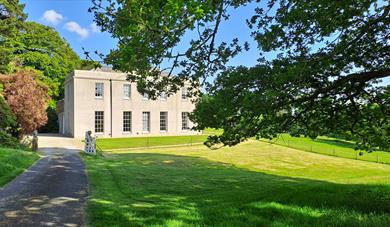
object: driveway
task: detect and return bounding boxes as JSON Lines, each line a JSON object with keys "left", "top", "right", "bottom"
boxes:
{"left": 0, "top": 134, "right": 88, "bottom": 227}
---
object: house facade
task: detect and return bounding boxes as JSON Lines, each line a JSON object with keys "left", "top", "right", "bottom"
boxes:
{"left": 58, "top": 69, "right": 199, "bottom": 138}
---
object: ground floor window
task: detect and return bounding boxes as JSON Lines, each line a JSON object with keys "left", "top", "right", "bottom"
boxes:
{"left": 95, "top": 111, "right": 104, "bottom": 133}
{"left": 142, "top": 112, "right": 150, "bottom": 132}
{"left": 160, "top": 112, "right": 168, "bottom": 131}
{"left": 123, "top": 111, "right": 132, "bottom": 132}
{"left": 181, "top": 112, "right": 190, "bottom": 130}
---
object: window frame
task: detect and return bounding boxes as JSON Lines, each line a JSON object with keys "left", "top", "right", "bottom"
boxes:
{"left": 160, "top": 91, "right": 167, "bottom": 101}
{"left": 142, "top": 111, "right": 151, "bottom": 133}
{"left": 181, "top": 112, "right": 190, "bottom": 130}
{"left": 94, "top": 111, "right": 104, "bottom": 133}
{"left": 160, "top": 111, "right": 168, "bottom": 132}
{"left": 123, "top": 111, "right": 132, "bottom": 133}
{"left": 142, "top": 92, "right": 149, "bottom": 100}
{"left": 95, "top": 83, "right": 104, "bottom": 98}
{"left": 181, "top": 87, "right": 188, "bottom": 101}
{"left": 123, "top": 84, "right": 131, "bottom": 99}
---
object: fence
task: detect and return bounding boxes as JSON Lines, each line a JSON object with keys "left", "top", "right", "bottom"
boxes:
{"left": 269, "top": 139, "right": 390, "bottom": 165}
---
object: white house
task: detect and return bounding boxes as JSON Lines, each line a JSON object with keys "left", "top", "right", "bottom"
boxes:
{"left": 58, "top": 69, "right": 200, "bottom": 138}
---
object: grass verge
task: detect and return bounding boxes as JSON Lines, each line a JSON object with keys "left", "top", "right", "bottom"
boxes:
{"left": 84, "top": 141, "right": 390, "bottom": 226}
{"left": 0, "top": 146, "right": 39, "bottom": 186}
{"left": 97, "top": 135, "right": 209, "bottom": 150}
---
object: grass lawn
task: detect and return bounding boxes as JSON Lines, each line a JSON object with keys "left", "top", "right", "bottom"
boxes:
{"left": 97, "top": 135, "right": 209, "bottom": 150}
{"left": 0, "top": 146, "right": 39, "bottom": 186}
{"left": 265, "top": 134, "right": 390, "bottom": 165}
{"left": 83, "top": 140, "right": 390, "bottom": 226}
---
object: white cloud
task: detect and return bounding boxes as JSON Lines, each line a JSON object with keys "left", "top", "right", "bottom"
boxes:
{"left": 64, "top": 21, "right": 89, "bottom": 39}
{"left": 90, "top": 23, "right": 101, "bottom": 33}
{"left": 42, "top": 10, "right": 63, "bottom": 25}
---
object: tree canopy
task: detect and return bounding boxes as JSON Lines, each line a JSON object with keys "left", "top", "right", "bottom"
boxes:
{"left": 91, "top": 0, "right": 390, "bottom": 151}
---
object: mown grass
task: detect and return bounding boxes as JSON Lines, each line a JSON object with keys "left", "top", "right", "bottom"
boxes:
{"left": 0, "top": 146, "right": 39, "bottom": 186}
{"left": 97, "top": 135, "right": 209, "bottom": 150}
{"left": 265, "top": 134, "right": 390, "bottom": 165}
{"left": 84, "top": 141, "right": 390, "bottom": 226}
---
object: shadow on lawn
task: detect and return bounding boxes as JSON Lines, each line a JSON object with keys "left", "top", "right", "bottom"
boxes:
{"left": 85, "top": 153, "right": 390, "bottom": 226}
{"left": 313, "top": 138, "right": 356, "bottom": 149}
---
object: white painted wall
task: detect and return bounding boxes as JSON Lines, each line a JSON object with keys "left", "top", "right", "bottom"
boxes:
{"left": 63, "top": 70, "right": 200, "bottom": 138}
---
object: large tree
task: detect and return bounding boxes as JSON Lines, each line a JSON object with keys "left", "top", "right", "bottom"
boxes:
{"left": 91, "top": 0, "right": 390, "bottom": 150}
{"left": 1, "top": 0, "right": 84, "bottom": 133}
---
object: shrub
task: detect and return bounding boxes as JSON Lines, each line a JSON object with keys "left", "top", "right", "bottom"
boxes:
{"left": 1, "top": 70, "right": 49, "bottom": 136}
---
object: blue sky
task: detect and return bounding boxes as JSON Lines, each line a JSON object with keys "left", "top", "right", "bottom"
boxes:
{"left": 21, "top": 0, "right": 264, "bottom": 67}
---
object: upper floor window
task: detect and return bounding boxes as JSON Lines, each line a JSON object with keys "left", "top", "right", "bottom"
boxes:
{"left": 95, "top": 83, "right": 104, "bottom": 98}
{"left": 181, "top": 87, "right": 188, "bottom": 100}
{"left": 160, "top": 91, "right": 167, "bottom": 101}
{"left": 181, "top": 112, "right": 190, "bottom": 130}
{"left": 143, "top": 92, "right": 149, "bottom": 100}
{"left": 123, "top": 84, "right": 131, "bottom": 99}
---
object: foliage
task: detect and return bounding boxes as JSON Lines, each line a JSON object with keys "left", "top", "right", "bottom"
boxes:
{"left": 89, "top": 0, "right": 249, "bottom": 98}
{"left": 91, "top": 0, "right": 390, "bottom": 150}
{"left": 0, "top": 0, "right": 26, "bottom": 73}
{"left": 84, "top": 142, "right": 390, "bottom": 226}
{"left": 0, "top": 146, "right": 39, "bottom": 186}
{"left": 1, "top": 70, "right": 49, "bottom": 136}
{"left": 17, "top": 22, "right": 80, "bottom": 100}
{"left": 0, "top": 94, "right": 16, "bottom": 132}
{"left": 1, "top": 0, "right": 83, "bottom": 133}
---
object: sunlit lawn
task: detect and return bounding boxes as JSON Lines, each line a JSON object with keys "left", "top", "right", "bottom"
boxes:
{"left": 84, "top": 140, "right": 390, "bottom": 226}
{"left": 0, "top": 146, "right": 39, "bottom": 186}
{"left": 265, "top": 134, "right": 390, "bottom": 164}
{"left": 97, "top": 135, "right": 209, "bottom": 150}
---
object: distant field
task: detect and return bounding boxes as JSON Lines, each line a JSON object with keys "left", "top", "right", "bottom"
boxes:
{"left": 84, "top": 140, "right": 390, "bottom": 226}
{"left": 0, "top": 147, "right": 39, "bottom": 186}
{"left": 263, "top": 134, "right": 390, "bottom": 165}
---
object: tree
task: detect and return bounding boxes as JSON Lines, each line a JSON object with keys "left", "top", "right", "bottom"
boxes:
{"left": 1, "top": 0, "right": 83, "bottom": 133}
{"left": 0, "top": 0, "right": 26, "bottom": 73}
{"left": 91, "top": 0, "right": 390, "bottom": 151}
{"left": 1, "top": 71, "right": 49, "bottom": 136}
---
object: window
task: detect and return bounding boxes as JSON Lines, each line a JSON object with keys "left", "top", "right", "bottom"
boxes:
{"left": 95, "top": 83, "right": 104, "bottom": 98}
{"left": 181, "top": 112, "right": 190, "bottom": 130}
{"left": 160, "top": 91, "right": 167, "bottom": 100}
{"left": 160, "top": 112, "right": 168, "bottom": 131}
{"left": 123, "top": 84, "right": 131, "bottom": 99}
{"left": 123, "top": 111, "right": 132, "bottom": 133}
{"left": 95, "top": 111, "right": 104, "bottom": 133}
{"left": 142, "top": 112, "right": 150, "bottom": 132}
{"left": 143, "top": 93, "right": 149, "bottom": 100}
{"left": 181, "top": 87, "right": 188, "bottom": 100}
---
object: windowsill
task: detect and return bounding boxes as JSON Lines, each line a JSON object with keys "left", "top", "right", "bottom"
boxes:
{"left": 160, "top": 130, "right": 167, "bottom": 133}
{"left": 95, "top": 97, "right": 103, "bottom": 99}
{"left": 123, "top": 131, "right": 131, "bottom": 134}
{"left": 142, "top": 131, "right": 150, "bottom": 134}
{"left": 95, "top": 132, "right": 104, "bottom": 135}
{"left": 123, "top": 97, "right": 130, "bottom": 100}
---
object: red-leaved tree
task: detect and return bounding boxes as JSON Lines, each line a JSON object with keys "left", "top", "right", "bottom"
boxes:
{"left": 0, "top": 71, "right": 49, "bottom": 136}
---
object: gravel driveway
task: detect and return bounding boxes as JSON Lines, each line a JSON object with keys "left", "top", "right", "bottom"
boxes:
{"left": 0, "top": 134, "right": 88, "bottom": 227}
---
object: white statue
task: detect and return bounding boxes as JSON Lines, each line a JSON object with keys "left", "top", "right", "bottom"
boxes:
{"left": 84, "top": 131, "right": 96, "bottom": 155}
